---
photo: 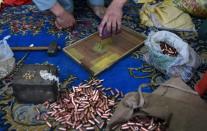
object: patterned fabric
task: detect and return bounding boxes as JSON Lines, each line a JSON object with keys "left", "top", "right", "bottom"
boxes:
{"left": 0, "top": 0, "right": 206, "bottom": 130}
{"left": 172, "top": 0, "right": 207, "bottom": 18}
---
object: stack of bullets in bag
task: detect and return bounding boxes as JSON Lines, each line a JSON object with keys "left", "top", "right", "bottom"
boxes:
{"left": 36, "top": 79, "right": 124, "bottom": 131}
{"left": 121, "top": 116, "right": 167, "bottom": 131}
{"left": 160, "top": 42, "right": 178, "bottom": 57}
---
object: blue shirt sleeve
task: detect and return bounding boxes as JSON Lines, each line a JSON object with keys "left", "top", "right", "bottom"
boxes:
{"left": 32, "top": 0, "right": 57, "bottom": 11}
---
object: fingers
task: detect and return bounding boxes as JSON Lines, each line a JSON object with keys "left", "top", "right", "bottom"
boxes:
{"left": 106, "top": 20, "right": 112, "bottom": 33}
{"left": 98, "top": 16, "right": 108, "bottom": 37}
{"left": 104, "top": 14, "right": 113, "bottom": 33}
{"left": 70, "top": 20, "right": 76, "bottom": 30}
{"left": 55, "top": 16, "right": 76, "bottom": 30}
{"left": 69, "top": 18, "right": 76, "bottom": 29}
{"left": 112, "top": 18, "right": 117, "bottom": 33}
{"left": 99, "top": 15, "right": 115, "bottom": 37}
{"left": 105, "top": 17, "right": 121, "bottom": 35}
{"left": 99, "top": 14, "right": 122, "bottom": 36}
{"left": 55, "top": 20, "right": 62, "bottom": 30}
{"left": 117, "top": 20, "right": 121, "bottom": 33}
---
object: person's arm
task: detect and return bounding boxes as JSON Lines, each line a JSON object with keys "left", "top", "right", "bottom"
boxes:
{"left": 98, "top": 0, "right": 127, "bottom": 36}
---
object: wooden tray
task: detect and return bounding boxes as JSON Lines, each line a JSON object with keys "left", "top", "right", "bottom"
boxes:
{"left": 63, "top": 26, "right": 146, "bottom": 76}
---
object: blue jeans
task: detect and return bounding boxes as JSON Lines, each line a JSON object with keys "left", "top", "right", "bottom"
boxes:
{"left": 59, "top": 0, "right": 104, "bottom": 12}
{"left": 33, "top": 0, "right": 104, "bottom": 12}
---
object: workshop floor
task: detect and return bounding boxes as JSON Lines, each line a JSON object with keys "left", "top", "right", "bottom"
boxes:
{"left": 0, "top": 0, "right": 207, "bottom": 130}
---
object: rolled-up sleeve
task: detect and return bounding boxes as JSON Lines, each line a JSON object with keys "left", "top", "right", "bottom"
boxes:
{"left": 32, "top": 0, "right": 57, "bottom": 11}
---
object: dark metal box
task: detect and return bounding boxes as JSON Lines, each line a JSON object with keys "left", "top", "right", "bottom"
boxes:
{"left": 12, "top": 64, "right": 58, "bottom": 104}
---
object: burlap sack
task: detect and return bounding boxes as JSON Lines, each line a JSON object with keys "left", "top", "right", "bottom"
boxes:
{"left": 106, "top": 77, "right": 207, "bottom": 131}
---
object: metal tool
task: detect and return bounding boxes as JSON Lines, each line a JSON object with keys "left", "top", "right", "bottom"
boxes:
{"left": 101, "top": 25, "right": 112, "bottom": 39}
{"left": 96, "top": 25, "right": 117, "bottom": 52}
{"left": 11, "top": 42, "right": 61, "bottom": 56}
{"left": 100, "top": 25, "right": 121, "bottom": 39}
{"left": 97, "top": 25, "right": 122, "bottom": 53}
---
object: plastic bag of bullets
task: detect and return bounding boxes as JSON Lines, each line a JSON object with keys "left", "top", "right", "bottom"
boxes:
{"left": 144, "top": 31, "right": 201, "bottom": 82}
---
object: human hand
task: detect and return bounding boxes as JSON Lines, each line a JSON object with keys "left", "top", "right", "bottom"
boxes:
{"left": 55, "top": 11, "right": 76, "bottom": 29}
{"left": 98, "top": 0, "right": 127, "bottom": 37}
{"left": 50, "top": 2, "right": 76, "bottom": 29}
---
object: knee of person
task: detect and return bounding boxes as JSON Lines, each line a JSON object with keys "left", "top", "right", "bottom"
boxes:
{"left": 65, "top": 6, "right": 74, "bottom": 13}
{"left": 58, "top": 0, "right": 74, "bottom": 13}
{"left": 88, "top": 0, "right": 105, "bottom": 6}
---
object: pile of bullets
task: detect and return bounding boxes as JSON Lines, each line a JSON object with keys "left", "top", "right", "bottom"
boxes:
{"left": 160, "top": 42, "right": 178, "bottom": 57}
{"left": 38, "top": 79, "right": 123, "bottom": 131}
{"left": 22, "top": 71, "right": 36, "bottom": 80}
{"left": 121, "top": 116, "right": 167, "bottom": 131}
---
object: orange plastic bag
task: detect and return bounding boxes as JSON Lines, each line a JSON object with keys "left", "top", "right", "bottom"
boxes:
{"left": 4, "top": 0, "right": 31, "bottom": 6}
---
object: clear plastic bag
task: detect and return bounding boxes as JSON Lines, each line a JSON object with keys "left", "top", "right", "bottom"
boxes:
{"left": 0, "top": 36, "right": 15, "bottom": 79}
{"left": 0, "top": 35, "right": 13, "bottom": 62}
{"left": 144, "top": 31, "right": 201, "bottom": 82}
